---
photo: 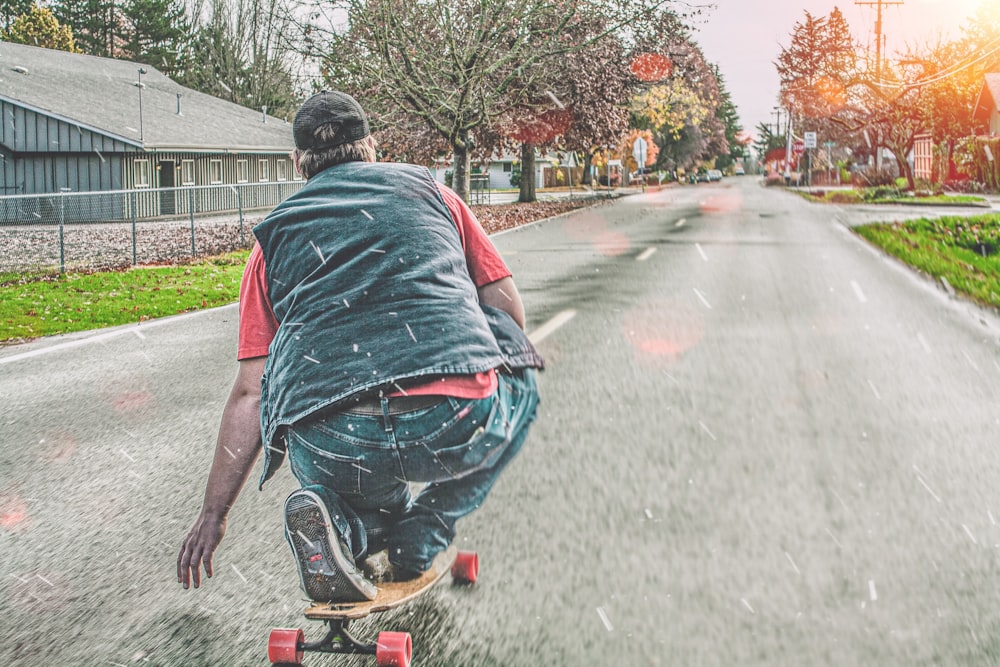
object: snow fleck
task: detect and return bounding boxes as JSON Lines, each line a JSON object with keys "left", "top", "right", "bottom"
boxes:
{"left": 596, "top": 607, "right": 613, "bottom": 631}
{"left": 304, "top": 355, "right": 321, "bottom": 364}
{"left": 309, "top": 241, "right": 326, "bottom": 265}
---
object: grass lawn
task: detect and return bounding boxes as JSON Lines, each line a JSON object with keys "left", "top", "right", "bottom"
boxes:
{"left": 0, "top": 250, "right": 249, "bottom": 343}
{"left": 855, "top": 214, "right": 1000, "bottom": 308}
{"left": 802, "top": 189, "right": 989, "bottom": 207}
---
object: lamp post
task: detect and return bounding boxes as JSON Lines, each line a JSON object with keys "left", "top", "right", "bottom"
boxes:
{"left": 137, "top": 67, "right": 147, "bottom": 142}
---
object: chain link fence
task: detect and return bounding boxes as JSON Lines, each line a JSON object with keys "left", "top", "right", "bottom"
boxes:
{"left": 0, "top": 182, "right": 303, "bottom": 273}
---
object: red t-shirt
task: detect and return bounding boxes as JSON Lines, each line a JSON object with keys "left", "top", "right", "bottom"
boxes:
{"left": 237, "top": 181, "right": 509, "bottom": 399}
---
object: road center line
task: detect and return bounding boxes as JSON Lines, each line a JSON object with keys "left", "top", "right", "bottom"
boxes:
{"left": 528, "top": 309, "right": 577, "bottom": 345}
{"left": 636, "top": 247, "right": 657, "bottom": 262}
{"left": 695, "top": 243, "right": 708, "bottom": 261}
{"left": 674, "top": 218, "right": 686, "bottom": 228}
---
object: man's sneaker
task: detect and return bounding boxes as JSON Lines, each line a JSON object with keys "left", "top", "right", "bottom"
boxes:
{"left": 283, "top": 489, "right": 377, "bottom": 602}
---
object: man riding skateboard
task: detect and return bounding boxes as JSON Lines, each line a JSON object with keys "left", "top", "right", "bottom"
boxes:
{"left": 177, "top": 91, "right": 542, "bottom": 602}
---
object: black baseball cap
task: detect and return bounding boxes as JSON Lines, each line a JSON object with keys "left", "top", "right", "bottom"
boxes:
{"left": 292, "top": 91, "right": 371, "bottom": 150}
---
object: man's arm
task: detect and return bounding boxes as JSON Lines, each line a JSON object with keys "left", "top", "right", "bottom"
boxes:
{"left": 478, "top": 276, "right": 525, "bottom": 330}
{"left": 177, "top": 355, "right": 266, "bottom": 589}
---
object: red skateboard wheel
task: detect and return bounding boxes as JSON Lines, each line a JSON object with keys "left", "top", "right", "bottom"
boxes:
{"left": 451, "top": 550, "right": 479, "bottom": 583}
{"left": 376, "top": 631, "right": 412, "bottom": 667}
{"left": 267, "top": 627, "right": 304, "bottom": 665}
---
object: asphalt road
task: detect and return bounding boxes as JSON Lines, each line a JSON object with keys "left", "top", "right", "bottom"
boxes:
{"left": 2, "top": 178, "right": 1000, "bottom": 666}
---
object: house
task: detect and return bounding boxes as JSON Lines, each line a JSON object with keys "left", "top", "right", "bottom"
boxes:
{"left": 0, "top": 41, "right": 298, "bottom": 221}
{"left": 974, "top": 73, "right": 1000, "bottom": 136}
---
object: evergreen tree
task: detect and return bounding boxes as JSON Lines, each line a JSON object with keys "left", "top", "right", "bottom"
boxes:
{"left": 51, "top": 0, "right": 116, "bottom": 56}
{"left": 118, "top": 0, "right": 189, "bottom": 75}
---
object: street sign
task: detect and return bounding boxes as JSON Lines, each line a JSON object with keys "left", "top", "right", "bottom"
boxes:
{"left": 793, "top": 141, "right": 805, "bottom": 156}
{"left": 632, "top": 137, "right": 648, "bottom": 168}
{"left": 804, "top": 132, "right": 817, "bottom": 149}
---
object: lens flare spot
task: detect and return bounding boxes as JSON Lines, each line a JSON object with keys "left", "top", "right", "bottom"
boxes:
{"left": 595, "top": 231, "right": 631, "bottom": 257}
{"left": 562, "top": 212, "right": 631, "bottom": 256}
{"left": 0, "top": 491, "right": 30, "bottom": 532}
{"left": 699, "top": 193, "right": 743, "bottom": 214}
{"left": 112, "top": 390, "right": 155, "bottom": 414}
{"left": 622, "top": 300, "right": 705, "bottom": 364}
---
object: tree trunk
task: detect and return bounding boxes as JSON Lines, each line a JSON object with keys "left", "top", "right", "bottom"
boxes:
{"left": 896, "top": 154, "right": 915, "bottom": 191}
{"left": 452, "top": 141, "right": 471, "bottom": 203}
{"left": 581, "top": 151, "right": 593, "bottom": 186}
{"left": 518, "top": 143, "right": 536, "bottom": 203}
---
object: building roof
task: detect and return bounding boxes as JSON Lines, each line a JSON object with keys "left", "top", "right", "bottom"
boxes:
{"left": 0, "top": 41, "right": 295, "bottom": 152}
{"left": 974, "top": 73, "right": 1000, "bottom": 121}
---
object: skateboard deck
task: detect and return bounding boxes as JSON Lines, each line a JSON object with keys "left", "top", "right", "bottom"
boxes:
{"left": 268, "top": 545, "right": 478, "bottom": 667}
{"left": 304, "top": 545, "right": 460, "bottom": 621}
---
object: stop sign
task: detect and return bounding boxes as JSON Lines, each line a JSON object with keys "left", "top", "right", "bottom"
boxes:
{"left": 793, "top": 141, "right": 805, "bottom": 156}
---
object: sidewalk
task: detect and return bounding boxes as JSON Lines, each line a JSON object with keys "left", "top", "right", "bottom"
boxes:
{"left": 486, "top": 184, "right": 655, "bottom": 205}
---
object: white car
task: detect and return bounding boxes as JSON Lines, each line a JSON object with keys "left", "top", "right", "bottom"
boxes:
{"left": 707, "top": 169, "right": 723, "bottom": 181}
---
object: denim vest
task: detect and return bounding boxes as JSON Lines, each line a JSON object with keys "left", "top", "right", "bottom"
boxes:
{"left": 253, "top": 162, "right": 541, "bottom": 486}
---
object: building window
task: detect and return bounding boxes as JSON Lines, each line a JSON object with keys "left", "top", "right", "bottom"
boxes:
{"left": 209, "top": 159, "right": 223, "bottom": 184}
{"left": 258, "top": 158, "right": 270, "bottom": 182}
{"left": 503, "top": 163, "right": 512, "bottom": 172}
{"left": 237, "top": 159, "right": 248, "bottom": 183}
{"left": 135, "top": 159, "right": 150, "bottom": 187}
{"left": 181, "top": 160, "right": 195, "bottom": 185}
{"left": 276, "top": 159, "right": 287, "bottom": 181}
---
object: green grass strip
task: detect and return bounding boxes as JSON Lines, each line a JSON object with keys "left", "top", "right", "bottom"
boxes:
{"left": 0, "top": 250, "right": 250, "bottom": 343}
{"left": 855, "top": 214, "right": 1000, "bottom": 308}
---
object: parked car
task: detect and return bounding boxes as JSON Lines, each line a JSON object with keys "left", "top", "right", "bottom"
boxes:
{"left": 734, "top": 165, "right": 746, "bottom": 175}
{"left": 707, "top": 169, "right": 723, "bottom": 181}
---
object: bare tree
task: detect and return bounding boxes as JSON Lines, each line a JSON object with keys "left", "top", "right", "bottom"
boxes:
{"left": 299, "top": 0, "right": 686, "bottom": 201}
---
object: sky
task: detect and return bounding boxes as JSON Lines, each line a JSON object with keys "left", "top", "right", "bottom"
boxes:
{"left": 693, "top": 0, "right": 986, "bottom": 139}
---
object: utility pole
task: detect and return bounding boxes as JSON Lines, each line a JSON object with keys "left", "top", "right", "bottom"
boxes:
{"left": 856, "top": 0, "right": 903, "bottom": 171}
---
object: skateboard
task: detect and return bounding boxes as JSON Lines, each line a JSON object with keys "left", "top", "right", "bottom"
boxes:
{"left": 267, "top": 546, "right": 479, "bottom": 666}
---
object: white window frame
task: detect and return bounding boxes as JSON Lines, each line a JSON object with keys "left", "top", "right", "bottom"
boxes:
{"left": 209, "top": 159, "right": 223, "bottom": 185}
{"left": 134, "top": 159, "right": 150, "bottom": 187}
{"left": 236, "top": 159, "right": 249, "bottom": 183}
{"left": 258, "top": 158, "right": 270, "bottom": 182}
{"left": 180, "top": 159, "right": 195, "bottom": 185}
{"left": 276, "top": 159, "right": 287, "bottom": 182}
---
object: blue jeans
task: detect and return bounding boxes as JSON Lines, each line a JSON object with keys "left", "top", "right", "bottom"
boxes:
{"left": 285, "top": 369, "right": 539, "bottom": 572}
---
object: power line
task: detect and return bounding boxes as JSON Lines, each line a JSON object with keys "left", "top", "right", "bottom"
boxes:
{"left": 855, "top": 0, "right": 904, "bottom": 81}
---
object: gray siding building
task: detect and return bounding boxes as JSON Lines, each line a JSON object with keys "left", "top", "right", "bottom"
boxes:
{"left": 0, "top": 41, "right": 298, "bottom": 220}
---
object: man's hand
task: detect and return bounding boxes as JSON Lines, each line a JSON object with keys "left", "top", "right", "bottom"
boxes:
{"left": 177, "top": 513, "right": 227, "bottom": 589}
{"left": 175, "top": 356, "right": 265, "bottom": 591}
